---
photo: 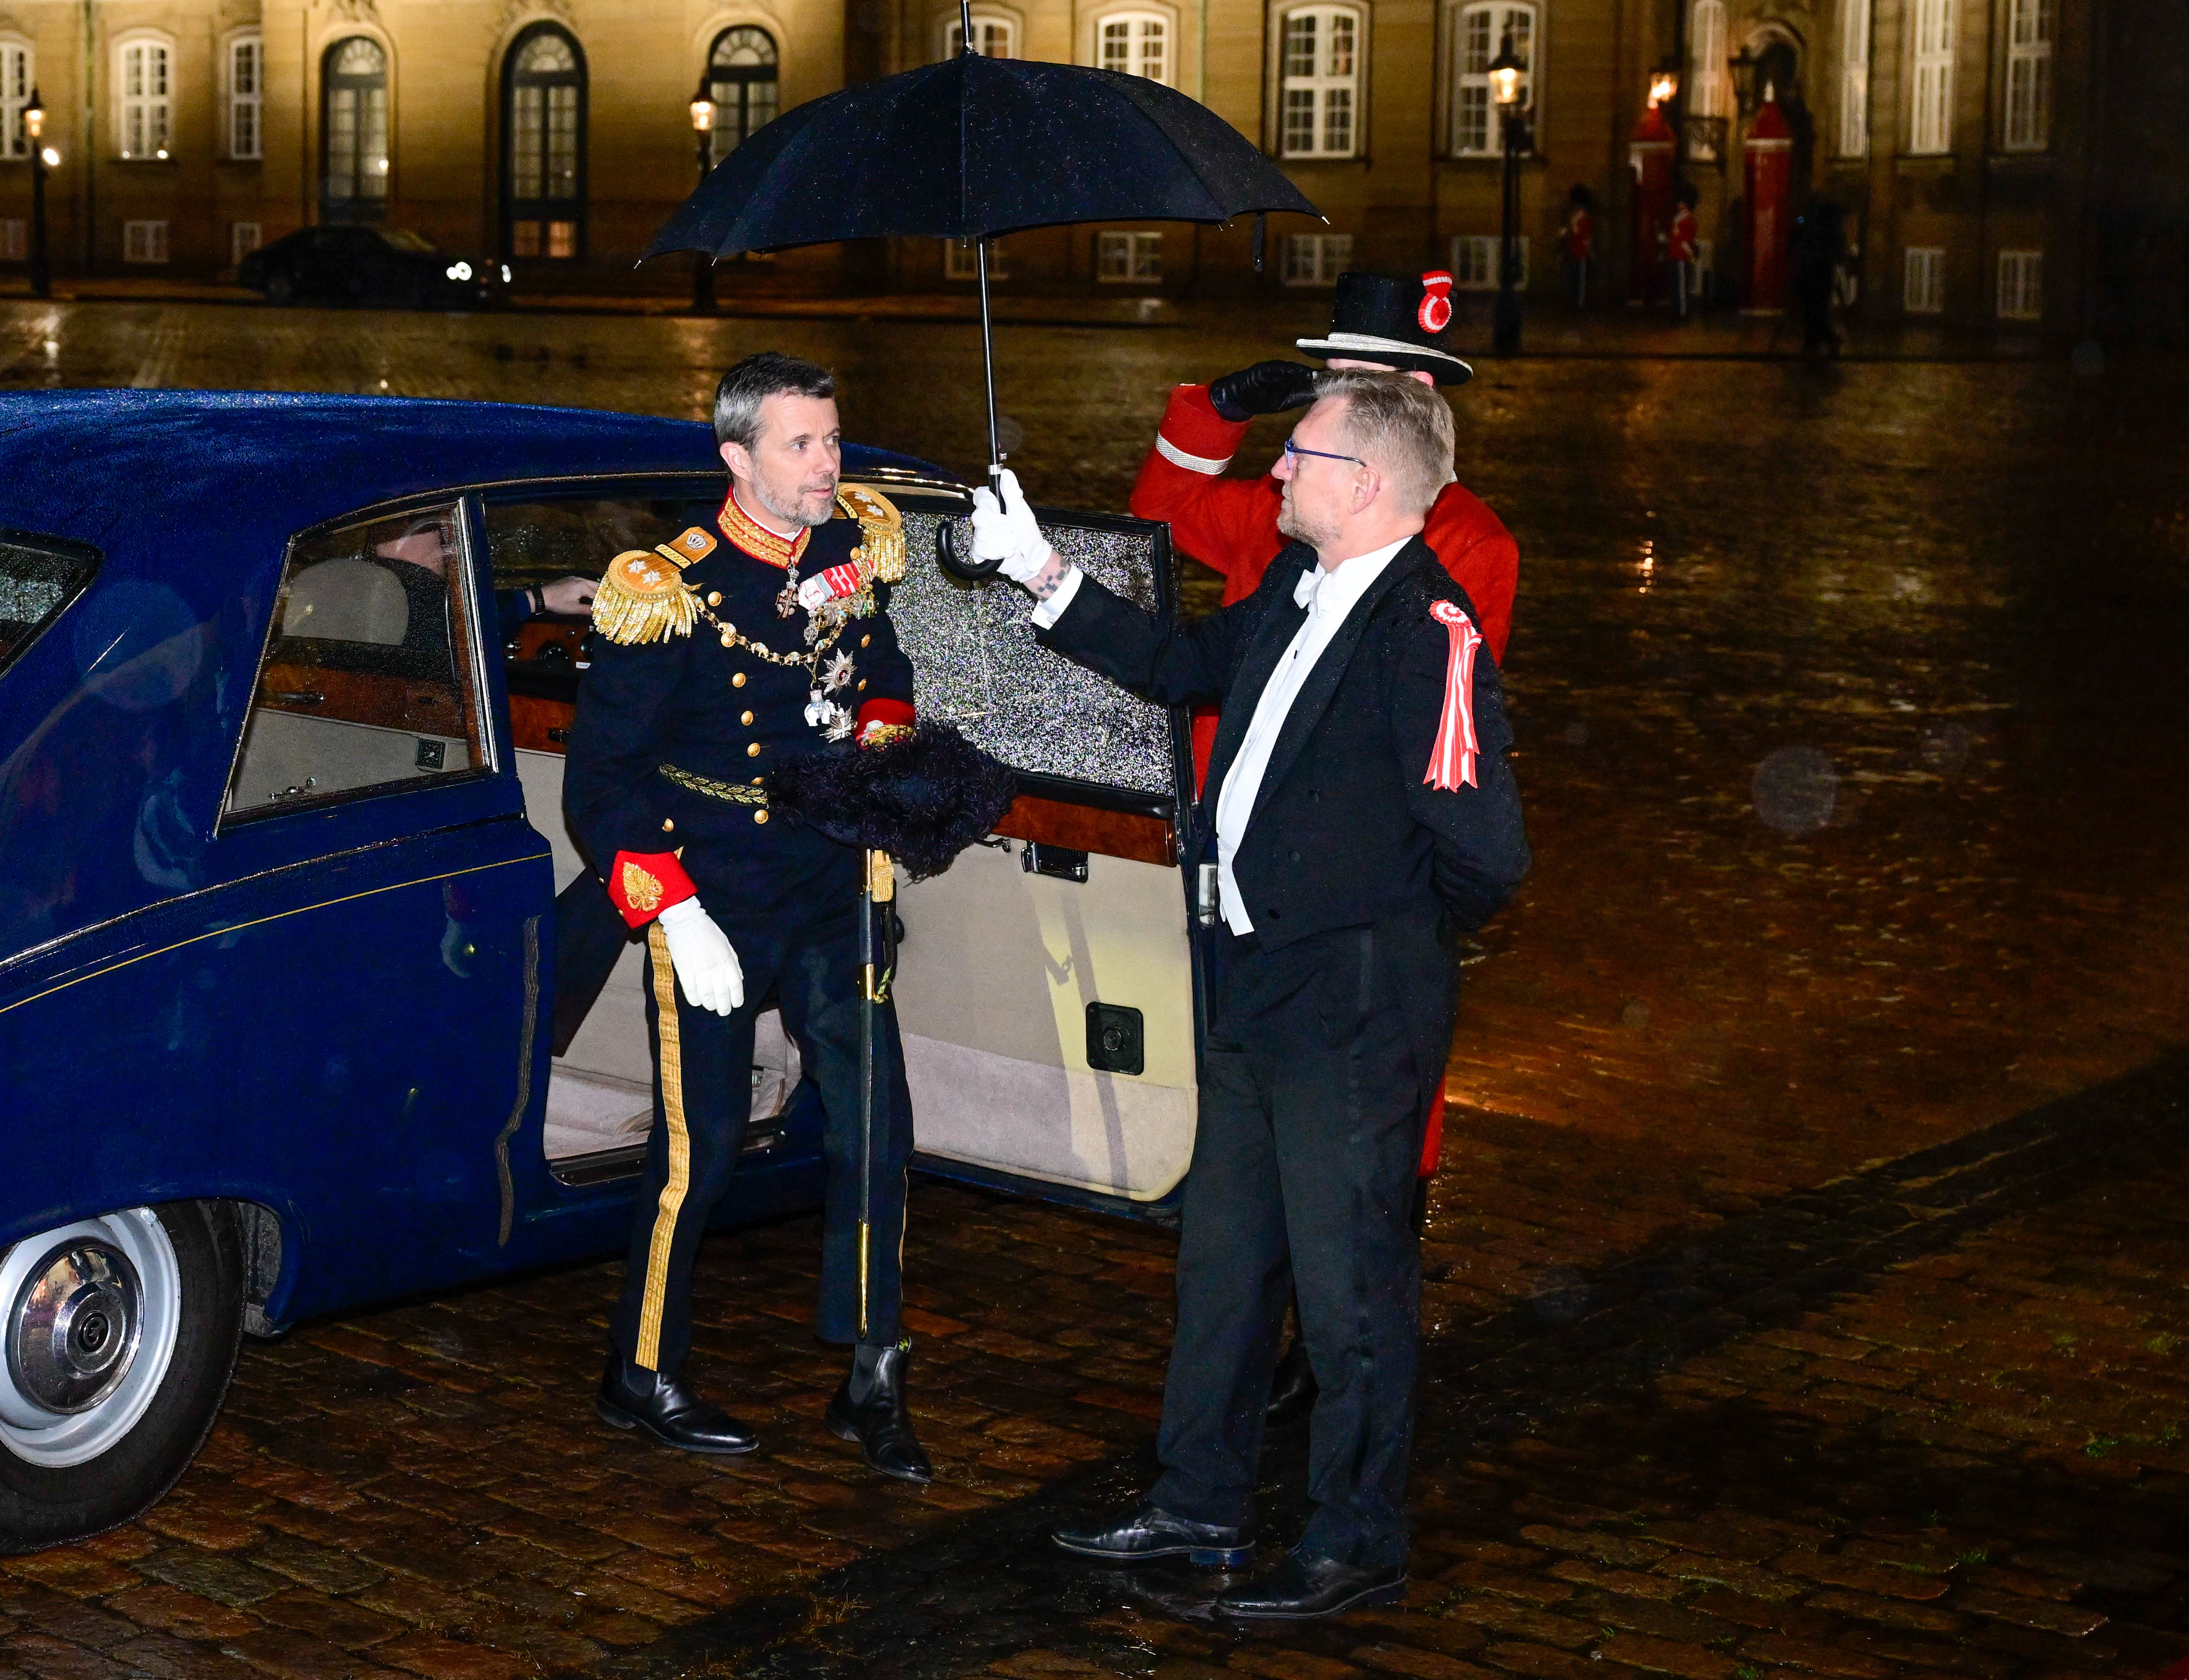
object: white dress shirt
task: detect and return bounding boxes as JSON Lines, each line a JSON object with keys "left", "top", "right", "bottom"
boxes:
{"left": 1209, "top": 537, "right": 1410, "bottom": 934}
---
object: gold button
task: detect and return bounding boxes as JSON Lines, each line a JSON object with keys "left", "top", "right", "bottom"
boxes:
{"left": 751, "top": 776, "right": 763, "bottom": 785}
{"left": 753, "top": 809, "right": 769, "bottom": 825}
{"left": 740, "top": 710, "right": 754, "bottom": 726}
{"left": 857, "top": 679, "right": 867, "bottom": 691}
{"left": 861, "top": 635, "right": 872, "bottom": 647}
{"left": 707, "top": 591, "right": 722, "bottom": 606}
{"left": 732, "top": 672, "right": 746, "bottom": 687}
{"left": 746, "top": 742, "right": 762, "bottom": 757}
{"left": 661, "top": 818, "right": 674, "bottom": 832}
{"left": 720, "top": 632, "right": 735, "bottom": 647}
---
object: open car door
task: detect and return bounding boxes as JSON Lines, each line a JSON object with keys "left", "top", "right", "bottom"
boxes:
{"left": 491, "top": 471, "right": 1200, "bottom": 1218}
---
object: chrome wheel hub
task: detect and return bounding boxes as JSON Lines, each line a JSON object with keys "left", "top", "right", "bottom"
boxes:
{"left": 0, "top": 1209, "right": 182, "bottom": 1468}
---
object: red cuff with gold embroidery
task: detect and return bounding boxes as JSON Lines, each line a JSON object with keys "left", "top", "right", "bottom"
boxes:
{"left": 607, "top": 850, "right": 697, "bottom": 928}
{"left": 856, "top": 697, "right": 916, "bottom": 749}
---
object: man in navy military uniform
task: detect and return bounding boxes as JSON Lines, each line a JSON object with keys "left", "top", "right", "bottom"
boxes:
{"left": 564, "top": 351, "right": 931, "bottom": 1482}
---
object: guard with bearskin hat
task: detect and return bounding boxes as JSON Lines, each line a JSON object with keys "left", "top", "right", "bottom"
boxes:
{"left": 565, "top": 351, "right": 993, "bottom": 1484}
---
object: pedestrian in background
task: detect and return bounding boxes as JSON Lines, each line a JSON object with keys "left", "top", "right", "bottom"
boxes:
{"left": 1562, "top": 185, "right": 1596, "bottom": 310}
{"left": 1668, "top": 184, "right": 1701, "bottom": 322}
{"left": 1791, "top": 200, "right": 1846, "bottom": 358}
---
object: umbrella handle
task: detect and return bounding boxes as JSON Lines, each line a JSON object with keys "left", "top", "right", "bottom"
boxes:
{"left": 935, "top": 235, "right": 1007, "bottom": 582}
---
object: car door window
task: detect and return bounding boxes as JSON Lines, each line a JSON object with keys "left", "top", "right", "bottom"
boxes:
{"left": 0, "top": 532, "right": 100, "bottom": 678}
{"left": 224, "top": 502, "right": 491, "bottom": 819}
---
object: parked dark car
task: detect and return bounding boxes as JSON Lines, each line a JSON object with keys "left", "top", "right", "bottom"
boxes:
{"left": 0, "top": 390, "right": 1196, "bottom": 1553}
{"left": 237, "top": 226, "right": 508, "bottom": 309}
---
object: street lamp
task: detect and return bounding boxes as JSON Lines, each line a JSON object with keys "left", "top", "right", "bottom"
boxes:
{"left": 1727, "top": 45, "right": 1761, "bottom": 116}
{"left": 23, "top": 86, "right": 49, "bottom": 299}
{"left": 1649, "top": 61, "right": 1680, "bottom": 108}
{"left": 1489, "top": 34, "right": 1528, "bottom": 354}
{"left": 690, "top": 76, "right": 717, "bottom": 314}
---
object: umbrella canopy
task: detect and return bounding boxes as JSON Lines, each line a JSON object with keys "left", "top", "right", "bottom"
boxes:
{"left": 646, "top": 54, "right": 1319, "bottom": 260}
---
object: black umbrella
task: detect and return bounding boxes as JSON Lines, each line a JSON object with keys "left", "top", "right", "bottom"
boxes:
{"left": 645, "top": 4, "right": 1320, "bottom": 491}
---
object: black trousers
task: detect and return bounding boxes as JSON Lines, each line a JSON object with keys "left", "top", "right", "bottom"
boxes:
{"left": 610, "top": 895, "right": 914, "bottom": 1375}
{"left": 1150, "top": 919, "right": 1452, "bottom": 1568}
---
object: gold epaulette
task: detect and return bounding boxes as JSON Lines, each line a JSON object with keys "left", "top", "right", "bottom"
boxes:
{"left": 657, "top": 527, "right": 717, "bottom": 567}
{"left": 592, "top": 549, "right": 700, "bottom": 645}
{"left": 837, "top": 485, "right": 906, "bottom": 584}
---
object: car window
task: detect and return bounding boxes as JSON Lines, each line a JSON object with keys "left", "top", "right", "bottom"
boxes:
{"left": 483, "top": 493, "right": 718, "bottom": 597}
{"left": 223, "top": 502, "right": 491, "bottom": 820}
{"left": 0, "top": 532, "right": 99, "bottom": 679}
{"left": 380, "top": 229, "right": 436, "bottom": 253}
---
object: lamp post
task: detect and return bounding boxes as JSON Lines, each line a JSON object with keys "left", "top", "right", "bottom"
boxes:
{"left": 23, "top": 86, "right": 49, "bottom": 300}
{"left": 1489, "top": 35, "right": 1527, "bottom": 354}
{"left": 689, "top": 78, "right": 716, "bottom": 314}
{"left": 1727, "top": 45, "right": 1760, "bottom": 116}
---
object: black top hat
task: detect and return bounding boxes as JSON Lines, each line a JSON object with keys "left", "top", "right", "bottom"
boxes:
{"left": 1296, "top": 270, "right": 1474, "bottom": 386}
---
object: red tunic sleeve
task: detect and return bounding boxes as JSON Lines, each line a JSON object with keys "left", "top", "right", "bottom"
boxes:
{"left": 1423, "top": 482, "right": 1519, "bottom": 665}
{"left": 1127, "top": 384, "right": 1289, "bottom": 601}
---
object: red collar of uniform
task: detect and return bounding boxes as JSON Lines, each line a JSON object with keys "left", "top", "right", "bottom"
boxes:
{"left": 716, "top": 487, "right": 812, "bottom": 570}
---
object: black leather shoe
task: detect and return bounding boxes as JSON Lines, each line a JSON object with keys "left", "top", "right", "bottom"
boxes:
{"left": 1266, "top": 1336, "right": 1318, "bottom": 1425}
{"left": 824, "top": 1341, "right": 933, "bottom": 1484}
{"left": 1052, "top": 1500, "right": 1255, "bottom": 1569}
{"left": 1216, "top": 1550, "right": 1407, "bottom": 1619}
{"left": 596, "top": 1355, "right": 760, "bottom": 1455}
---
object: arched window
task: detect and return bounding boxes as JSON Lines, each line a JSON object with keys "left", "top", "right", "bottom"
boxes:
{"left": 116, "top": 36, "right": 173, "bottom": 160}
{"left": 1449, "top": 1, "right": 1534, "bottom": 157}
{"left": 322, "top": 37, "right": 388, "bottom": 221}
{"left": 1, "top": 40, "right": 33, "bottom": 161}
{"left": 502, "top": 25, "right": 586, "bottom": 260}
{"left": 946, "top": 14, "right": 1018, "bottom": 58}
{"left": 706, "top": 27, "right": 778, "bottom": 166}
{"left": 1098, "top": 12, "right": 1170, "bottom": 83}
{"left": 1278, "top": 5, "right": 1362, "bottom": 158}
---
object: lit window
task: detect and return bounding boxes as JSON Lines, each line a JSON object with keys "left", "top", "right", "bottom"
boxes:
{"left": 1687, "top": 0, "right": 1726, "bottom": 157}
{"left": 504, "top": 27, "right": 585, "bottom": 261}
{"left": 2003, "top": 0, "right": 2051, "bottom": 151}
{"left": 1908, "top": 0, "right": 1954, "bottom": 154}
{"left": 231, "top": 222, "right": 262, "bottom": 266}
{"left": 123, "top": 220, "right": 170, "bottom": 264}
{"left": 1449, "top": 2, "right": 1535, "bottom": 159}
{"left": 1282, "top": 232, "right": 1353, "bottom": 285}
{"left": 1452, "top": 233, "right": 1528, "bottom": 288}
{"left": 707, "top": 27, "right": 779, "bottom": 166}
{"left": 943, "top": 239, "right": 1008, "bottom": 281}
{"left": 229, "top": 34, "right": 262, "bottom": 160}
{"left": 323, "top": 37, "right": 389, "bottom": 214}
{"left": 1903, "top": 245, "right": 1944, "bottom": 314}
{"left": 1997, "top": 249, "right": 2041, "bottom": 320}
{"left": 1836, "top": 0, "right": 1869, "bottom": 156}
{"left": 118, "top": 38, "right": 174, "bottom": 160}
{"left": 1097, "top": 230, "right": 1162, "bottom": 282}
{"left": 1098, "top": 13, "right": 1170, "bottom": 83}
{"left": 0, "top": 220, "right": 25, "bottom": 261}
{"left": 947, "top": 15, "right": 1018, "bottom": 57}
{"left": 0, "top": 41, "right": 32, "bottom": 161}
{"left": 1279, "top": 6, "right": 1362, "bottom": 159}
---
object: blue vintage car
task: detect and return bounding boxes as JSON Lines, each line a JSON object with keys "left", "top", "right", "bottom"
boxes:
{"left": 0, "top": 389, "right": 1201, "bottom": 1551}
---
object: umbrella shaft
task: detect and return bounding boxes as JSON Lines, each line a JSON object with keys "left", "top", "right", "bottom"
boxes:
{"left": 978, "top": 239, "right": 1002, "bottom": 489}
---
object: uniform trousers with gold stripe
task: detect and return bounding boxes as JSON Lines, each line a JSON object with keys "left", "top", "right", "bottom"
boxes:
{"left": 611, "top": 893, "right": 915, "bottom": 1376}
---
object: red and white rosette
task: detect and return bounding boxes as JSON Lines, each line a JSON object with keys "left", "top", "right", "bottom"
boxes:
{"left": 1423, "top": 600, "right": 1483, "bottom": 791}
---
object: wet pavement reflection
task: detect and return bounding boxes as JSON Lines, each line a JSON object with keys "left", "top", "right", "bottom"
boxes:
{"left": 3, "top": 302, "right": 2187, "bottom": 1680}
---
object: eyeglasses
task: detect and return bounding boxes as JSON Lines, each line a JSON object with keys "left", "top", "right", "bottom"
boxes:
{"left": 1282, "top": 439, "right": 1367, "bottom": 471}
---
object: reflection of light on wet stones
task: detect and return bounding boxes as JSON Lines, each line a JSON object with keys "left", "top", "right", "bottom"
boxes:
{"left": 1529, "top": 1268, "right": 1590, "bottom": 1325}
{"left": 1751, "top": 746, "right": 1838, "bottom": 835}
{"left": 1563, "top": 721, "right": 1589, "bottom": 746}
{"left": 1920, "top": 719, "right": 1973, "bottom": 776}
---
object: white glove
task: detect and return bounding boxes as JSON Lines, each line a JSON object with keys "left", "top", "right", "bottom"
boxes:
{"left": 657, "top": 897, "right": 744, "bottom": 1016}
{"left": 968, "top": 469, "right": 1054, "bottom": 584}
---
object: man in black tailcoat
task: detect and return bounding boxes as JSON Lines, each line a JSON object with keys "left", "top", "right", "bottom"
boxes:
{"left": 973, "top": 372, "right": 1530, "bottom": 1618}
{"left": 564, "top": 351, "right": 931, "bottom": 1483}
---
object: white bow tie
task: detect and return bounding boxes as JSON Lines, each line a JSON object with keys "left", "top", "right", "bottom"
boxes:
{"left": 1293, "top": 566, "right": 1327, "bottom": 613}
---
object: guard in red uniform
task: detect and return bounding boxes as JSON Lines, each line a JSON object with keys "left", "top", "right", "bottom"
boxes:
{"left": 1668, "top": 184, "right": 1701, "bottom": 322}
{"left": 1130, "top": 272, "right": 1516, "bottom": 1411}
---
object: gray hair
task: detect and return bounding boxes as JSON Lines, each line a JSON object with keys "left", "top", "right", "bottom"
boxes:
{"left": 713, "top": 351, "right": 837, "bottom": 448}
{"left": 1314, "top": 370, "right": 1456, "bottom": 516}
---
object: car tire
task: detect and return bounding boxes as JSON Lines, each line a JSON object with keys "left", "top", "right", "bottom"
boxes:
{"left": 0, "top": 1202, "right": 245, "bottom": 1554}
{"left": 264, "top": 271, "right": 295, "bottom": 306}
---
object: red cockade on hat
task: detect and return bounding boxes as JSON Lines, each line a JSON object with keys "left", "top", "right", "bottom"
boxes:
{"left": 1418, "top": 270, "right": 1455, "bottom": 335}
{"left": 1423, "top": 600, "right": 1483, "bottom": 791}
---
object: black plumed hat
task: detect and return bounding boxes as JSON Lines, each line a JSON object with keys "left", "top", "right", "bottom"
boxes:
{"left": 1296, "top": 270, "right": 1474, "bottom": 385}
{"left": 762, "top": 722, "right": 1017, "bottom": 880}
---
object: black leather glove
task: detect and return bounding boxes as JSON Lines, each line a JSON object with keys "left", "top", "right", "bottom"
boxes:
{"left": 1206, "top": 360, "right": 1322, "bottom": 423}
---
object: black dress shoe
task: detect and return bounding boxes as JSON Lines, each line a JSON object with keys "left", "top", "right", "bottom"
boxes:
{"left": 823, "top": 1340, "right": 933, "bottom": 1484}
{"left": 1215, "top": 1550, "right": 1407, "bottom": 1619}
{"left": 1052, "top": 1500, "right": 1255, "bottom": 1569}
{"left": 1266, "top": 1335, "right": 1318, "bottom": 1424}
{"left": 596, "top": 1355, "right": 760, "bottom": 1455}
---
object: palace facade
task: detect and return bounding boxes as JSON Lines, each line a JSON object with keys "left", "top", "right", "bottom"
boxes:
{"left": 0, "top": 0, "right": 2175, "bottom": 334}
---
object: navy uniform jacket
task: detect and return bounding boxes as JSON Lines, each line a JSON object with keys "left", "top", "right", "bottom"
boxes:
{"left": 1039, "top": 535, "right": 1529, "bottom": 949}
{"left": 564, "top": 496, "right": 915, "bottom": 927}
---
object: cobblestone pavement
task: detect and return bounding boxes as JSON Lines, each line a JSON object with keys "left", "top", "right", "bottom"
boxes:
{"left": 3, "top": 305, "right": 2186, "bottom": 1680}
